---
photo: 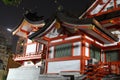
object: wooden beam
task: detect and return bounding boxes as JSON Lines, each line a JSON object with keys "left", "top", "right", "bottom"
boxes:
{"left": 96, "top": 7, "right": 120, "bottom": 16}
{"left": 103, "top": 44, "right": 120, "bottom": 51}
{"left": 92, "top": 28, "right": 114, "bottom": 43}
{"left": 46, "top": 56, "right": 89, "bottom": 62}
{"left": 49, "top": 38, "right": 82, "bottom": 47}
{"left": 98, "top": 0, "right": 111, "bottom": 13}
{"left": 50, "top": 35, "right": 67, "bottom": 41}
{"left": 84, "top": 0, "right": 100, "bottom": 17}
{"left": 80, "top": 30, "right": 105, "bottom": 44}
{"left": 84, "top": 37, "right": 103, "bottom": 49}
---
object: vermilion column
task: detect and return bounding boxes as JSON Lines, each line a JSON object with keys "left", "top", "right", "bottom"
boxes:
{"left": 81, "top": 35, "right": 86, "bottom": 74}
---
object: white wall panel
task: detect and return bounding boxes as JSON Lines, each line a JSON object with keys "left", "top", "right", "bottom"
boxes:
{"left": 7, "top": 66, "right": 40, "bottom": 80}
{"left": 47, "top": 60, "right": 80, "bottom": 73}
{"left": 26, "top": 43, "right": 37, "bottom": 55}
{"left": 73, "top": 42, "right": 81, "bottom": 56}
{"left": 85, "top": 42, "right": 89, "bottom": 57}
{"left": 49, "top": 46, "right": 54, "bottom": 58}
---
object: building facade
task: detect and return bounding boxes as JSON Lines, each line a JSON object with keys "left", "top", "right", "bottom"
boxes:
{"left": 11, "top": 0, "right": 120, "bottom": 79}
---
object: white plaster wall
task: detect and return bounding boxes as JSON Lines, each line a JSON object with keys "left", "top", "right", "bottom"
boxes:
{"left": 26, "top": 43, "right": 36, "bottom": 55}
{"left": 7, "top": 66, "right": 40, "bottom": 80}
{"left": 47, "top": 60, "right": 80, "bottom": 73}
{"left": 117, "top": 0, "right": 120, "bottom": 5}
{"left": 73, "top": 42, "right": 81, "bottom": 56}
{"left": 85, "top": 60, "right": 88, "bottom": 65}
{"left": 49, "top": 46, "right": 54, "bottom": 58}
{"left": 85, "top": 42, "right": 89, "bottom": 57}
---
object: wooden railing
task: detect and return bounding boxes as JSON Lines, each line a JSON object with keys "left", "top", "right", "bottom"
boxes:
{"left": 13, "top": 51, "right": 43, "bottom": 61}
{"left": 84, "top": 62, "right": 111, "bottom": 79}
{"left": 84, "top": 61, "right": 120, "bottom": 79}
{"left": 108, "top": 61, "right": 120, "bottom": 75}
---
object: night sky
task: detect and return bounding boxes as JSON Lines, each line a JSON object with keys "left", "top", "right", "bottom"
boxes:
{"left": 0, "top": 0, "right": 95, "bottom": 52}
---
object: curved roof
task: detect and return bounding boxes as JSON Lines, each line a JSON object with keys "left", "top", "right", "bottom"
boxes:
{"left": 12, "top": 12, "right": 45, "bottom": 38}
{"left": 13, "top": 12, "right": 44, "bottom": 32}
{"left": 28, "top": 12, "right": 118, "bottom": 44}
{"left": 28, "top": 16, "right": 56, "bottom": 39}
{"left": 24, "top": 12, "right": 44, "bottom": 24}
{"left": 57, "top": 12, "right": 118, "bottom": 41}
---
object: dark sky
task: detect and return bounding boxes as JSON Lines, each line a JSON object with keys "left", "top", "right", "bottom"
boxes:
{"left": 0, "top": 0, "right": 95, "bottom": 52}
{"left": 0, "top": 0, "right": 95, "bottom": 29}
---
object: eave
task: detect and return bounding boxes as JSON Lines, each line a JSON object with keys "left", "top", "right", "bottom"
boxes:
{"left": 12, "top": 12, "right": 45, "bottom": 38}
{"left": 13, "top": 19, "right": 45, "bottom": 37}
{"left": 103, "top": 42, "right": 120, "bottom": 51}
{"left": 28, "top": 16, "right": 56, "bottom": 39}
{"left": 83, "top": 0, "right": 120, "bottom": 18}
{"left": 28, "top": 12, "right": 118, "bottom": 44}
{"left": 57, "top": 12, "right": 119, "bottom": 44}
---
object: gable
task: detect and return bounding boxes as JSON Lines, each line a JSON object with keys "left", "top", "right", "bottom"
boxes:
{"left": 45, "top": 27, "right": 61, "bottom": 38}
{"left": 83, "top": 0, "right": 120, "bottom": 18}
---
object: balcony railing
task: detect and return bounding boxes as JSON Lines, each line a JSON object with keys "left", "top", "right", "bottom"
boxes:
{"left": 13, "top": 51, "right": 42, "bottom": 61}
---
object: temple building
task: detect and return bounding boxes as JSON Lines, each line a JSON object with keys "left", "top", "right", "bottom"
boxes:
{"left": 7, "top": 0, "right": 120, "bottom": 80}
{"left": 7, "top": 12, "right": 45, "bottom": 80}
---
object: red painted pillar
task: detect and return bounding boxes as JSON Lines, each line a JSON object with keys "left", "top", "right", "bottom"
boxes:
{"left": 81, "top": 35, "right": 86, "bottom": 74}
